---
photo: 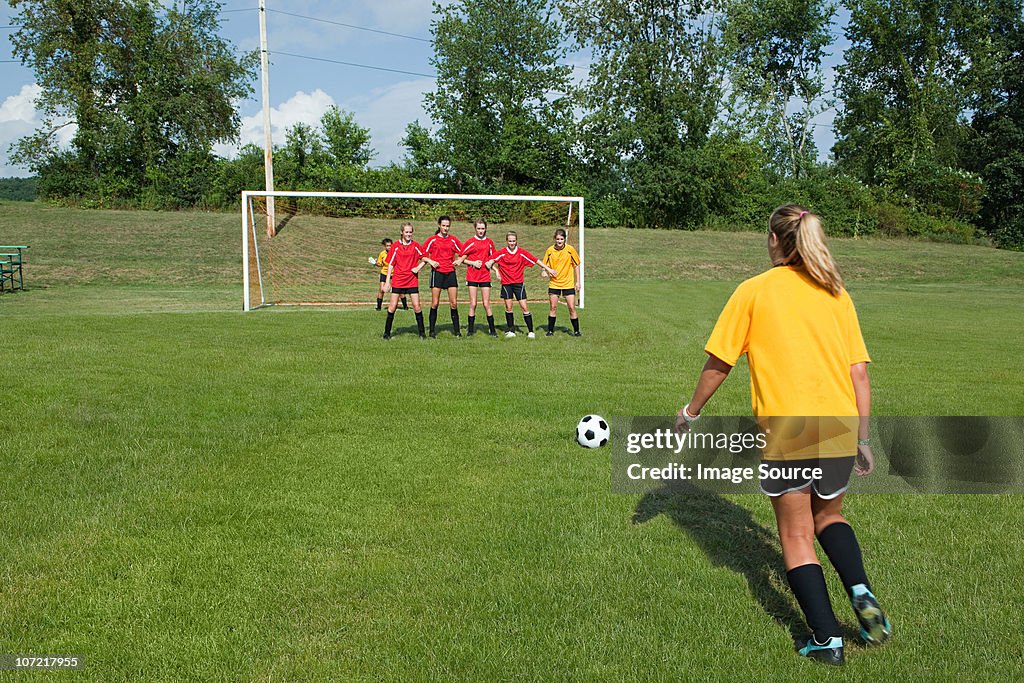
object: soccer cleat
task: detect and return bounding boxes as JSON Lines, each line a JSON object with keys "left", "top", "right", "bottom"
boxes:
{"left": 454, "top": 332, "right": 462, "bottom": 337}
{"left": 429, "top": 332, "right": 437, "bottom": 339}
{"left": 467, "top": 331, "right": 475, "bottom": 337}
{"left": 796, "top": 635, "right": 844, "bottom": 666}
{"left": 545, "top": 331, "right": 554, "bottom": 336}
{"left": 382, "top": 333, "right": 391, "bottom": 340}
{"left": 851, "top": 585, "right": 891, "bottom": 645}
{"left": 527, "top": 332, "right": 536, "bottom": 339}
{"left": 504, "top": 331, "right": 516, "bottom": 338}
{"left": 572, "top": 331, "right": 582, "bottom": 337}
{"left": 488, "top": 331, "right": 498, "bottom": 337}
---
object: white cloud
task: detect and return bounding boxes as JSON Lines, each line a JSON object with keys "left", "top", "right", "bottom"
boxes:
{"left": 0, "top": 83, "right": 76, "bottom": 177}
{"left": 215, "top": 88, "right": 338, "bottom": 158}
{"left": 219, "top": 80, "right": 433, "bottom": 167}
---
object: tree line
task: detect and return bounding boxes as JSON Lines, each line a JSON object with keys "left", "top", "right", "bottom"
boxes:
{"left": 7, "top": 0, "right": 1024, "bottom": 248}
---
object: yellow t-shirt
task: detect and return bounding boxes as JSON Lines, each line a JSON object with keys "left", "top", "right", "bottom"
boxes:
{"left": 376, "top": 249, "right": 389, "bottom": 275}
{"left": 542, "top": 245, "right": 580, "bottom": 289}
{"left": 704, "top": 266, "right": 870, "bottom": 458}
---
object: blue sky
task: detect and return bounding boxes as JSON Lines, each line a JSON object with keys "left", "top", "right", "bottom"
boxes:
{"left": 0, "top": 1, "right": 848, "bottom": 178}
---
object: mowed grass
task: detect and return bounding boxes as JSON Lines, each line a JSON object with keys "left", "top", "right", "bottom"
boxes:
{"left": 1, "top": 201, "right": 1023, "bottom": 681}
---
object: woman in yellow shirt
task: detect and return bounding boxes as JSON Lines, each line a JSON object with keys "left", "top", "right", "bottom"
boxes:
{"left": 677, "top": 205, "right": 890, "bottom": 666}
{"left": 541, "top": 229, "right": 581, "bottom": 336}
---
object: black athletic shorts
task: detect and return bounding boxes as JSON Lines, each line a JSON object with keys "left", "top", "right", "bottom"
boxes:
{"left": 379, "top": 273, "right": 387, "bottom": 283}
{"left": 548, "top": 287, "right": 576, "bottom": 297}
{"left": 392, "top": 286, "right": 419, "bottom": 295}
{"left": 431, "top": 270, "right": 459, "bottom": 289}
{"left": 467, "top": 280, "right": 491, "bottom": 288}
{"left": 501, "top": 283, "right": 527, "bottom": 300}
{"left": 759, "top": 456, "right": 855, "bottom": 499}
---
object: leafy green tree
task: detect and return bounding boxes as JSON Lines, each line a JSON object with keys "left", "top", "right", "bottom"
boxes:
{"left": 272, "top": 107, "right": 375, "bottom": 191}
{"left": 966, "top": 4, "right": 1024, "bottom": 248}
{"left": 423, "top": 0, "right": 574, "bottom": 192}
{"left": 561, "top": 0, "right": 735, "bottom": 227}
{"left": 832, "top": 0, "right": 986, "bottom": 204}
{"left": 727, "top": 0, "right": 837, "bottom": 179}
{"left": 8, "top": 0, "right": 256, "bottom": 204}
{"left": 320, "top": 106, "right": 375, "bottom": 168}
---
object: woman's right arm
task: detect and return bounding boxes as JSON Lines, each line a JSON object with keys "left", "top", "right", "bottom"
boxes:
{"left": 851, "top": 361, "right": 874, "bottom": 475}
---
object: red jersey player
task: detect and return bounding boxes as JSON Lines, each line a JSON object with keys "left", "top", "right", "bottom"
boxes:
{"left": 454, "top": 218, "right": 498, "bottom": 336}
{"left": 382, "top": 222, "right": 427, "bottom": 339}
{"left": 421, "top": 215, "right": 464, "bottom": 337}
{"left": 485, "top": 231, "right": 556, "bottom": 338}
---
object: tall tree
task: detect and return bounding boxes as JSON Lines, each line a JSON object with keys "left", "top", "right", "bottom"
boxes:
{"left": 727, "top": 0, "right": 837, "bottom": 179}
{"left": 8, "top": 0, "right": 255, "bottom": 203}
{"left": 422, "top": 0, "right": 574, "bottom": 192}
{"left": 832, "top": 0, "right": 986, "bottom": 196}
{"left": 562, "top": 0, "right": 735, "bottom": 227}
{"left": 965, "top": 2, "right": 1024, "bottom": 247}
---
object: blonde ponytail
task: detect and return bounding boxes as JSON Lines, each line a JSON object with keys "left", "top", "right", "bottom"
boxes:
{"left": 769, "top": 205, "right": 844, "bottom": 295}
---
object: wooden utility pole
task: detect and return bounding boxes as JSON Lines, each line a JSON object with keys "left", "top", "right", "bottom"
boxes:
{"left": 259, "top": 0, "right": 277, "bottom": 237}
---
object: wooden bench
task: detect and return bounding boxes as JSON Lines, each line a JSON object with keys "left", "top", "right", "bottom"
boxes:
{"left": 0, "top": 245, "right": 29, "bottom": 293}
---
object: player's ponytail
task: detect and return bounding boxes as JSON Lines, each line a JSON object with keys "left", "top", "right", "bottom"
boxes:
{"left": 769, "top": 205, "right": 844, "bottom": 295}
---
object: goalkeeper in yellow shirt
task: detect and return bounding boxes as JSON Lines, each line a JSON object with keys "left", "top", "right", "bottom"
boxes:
{"left": 541, "top": 229, "right": 581, "bottom": 336}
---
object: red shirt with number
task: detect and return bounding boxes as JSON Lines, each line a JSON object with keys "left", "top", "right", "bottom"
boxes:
{"left": 423, "top": 233, "right": 463, "bottom": 274}
{"left": 386, "top": 240, "right": 425, "bottom": 288}
{"left": 491, "top": 247, "right": 538, "bottom": 284}
{"left": 460, "top": 236, "right": 497, "bottom": 284}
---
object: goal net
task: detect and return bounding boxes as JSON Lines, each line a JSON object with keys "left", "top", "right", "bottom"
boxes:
{"left": 241, "top": 191, "right": 585, "bottom": 311}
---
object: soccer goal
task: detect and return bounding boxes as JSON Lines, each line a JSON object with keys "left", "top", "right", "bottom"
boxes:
{"left": 241, "top": 191, "right": 586, "bottom": 311}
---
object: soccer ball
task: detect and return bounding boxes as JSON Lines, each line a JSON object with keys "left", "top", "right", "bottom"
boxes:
{"left": 576, "top": 414, "right": 610, "bottom": 448}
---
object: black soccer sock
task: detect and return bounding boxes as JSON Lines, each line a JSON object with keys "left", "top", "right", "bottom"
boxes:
{"left": 571, "top": 316, "right": 580, "bottom": 333}
{"left": 429, "top": 307, "right": 438, "bottom": 335}
{"left": 548, "top": 316, "right": 556, "bottom": 333}
{"left": 450, "top": 308, "right": 461, "bottom": 335}
{"left": 505, "top": 311, "right": 515, "bottom": 332}
{"left": 384, "top": 312, "right": 395, "bottom": 336}
{"left": 787, "top": 564, "right": 842, "bottom": 642}
{"left": 402, "top": 297, "right": 408, "bottom": 310}
{"left": 523, "top": 312, "right": 534, "bottom": 333}
{"left": 376, "top": 297, "right": 383, "bottom": 310}
{"left": 467, "top": 316, "right": 475, "bottom": 335}
{"left": 817, "top": 522, "right": 871, "bottom": 598}
{"left": 415, "top": 311, "right": 425, "bottom": 336}
{"left": 487, "top": 315, "right": 496, "bottom": 334}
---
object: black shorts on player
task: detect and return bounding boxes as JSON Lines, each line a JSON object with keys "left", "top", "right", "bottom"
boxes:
{"left": 759, "top": 456, "right": 855, "bottom": 499}
{"left": 548, "top": 287, "right": 575, "bottom": 297}
{"left": 379, "top": 273, "right": 387, "bottom": 283}
{"left": 392, "top": 286, "right": 419, "bottom": 295}
{"left": 467, "top": 280, "right": 491, "bottom": 288}
{"left": 430, "top": 270, "right": 459, "bottom": 289}
{"left": 501, "top": 283, "right": 527, "bottom": 300}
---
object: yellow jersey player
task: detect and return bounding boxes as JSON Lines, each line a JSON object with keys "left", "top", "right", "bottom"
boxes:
{"left": 541, "top": 228, "right": 581, "bottom": 336}
{"left": 676, "top": 205, "right": 890, "bottom": 666}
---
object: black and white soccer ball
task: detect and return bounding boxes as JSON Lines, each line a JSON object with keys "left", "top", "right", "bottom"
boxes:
{"left": 576, "top": 414, "right": 610, "bottom": 448}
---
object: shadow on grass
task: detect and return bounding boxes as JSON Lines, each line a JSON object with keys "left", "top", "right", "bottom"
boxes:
{"left": 633, "top": 483, "right": 806, "bottom": 639}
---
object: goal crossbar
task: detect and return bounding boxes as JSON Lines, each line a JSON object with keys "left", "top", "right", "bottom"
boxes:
{"left": 242, "top": 190, "right": 586, "bottom": 312}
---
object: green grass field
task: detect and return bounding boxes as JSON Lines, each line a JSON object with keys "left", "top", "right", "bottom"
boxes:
{"left": 2, "top": 201, "right": 1023, "bottom": 681}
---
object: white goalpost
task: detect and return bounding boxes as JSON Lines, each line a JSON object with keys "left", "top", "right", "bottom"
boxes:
{"left": 241, "top": 191, "right": 586, "bottom": 312}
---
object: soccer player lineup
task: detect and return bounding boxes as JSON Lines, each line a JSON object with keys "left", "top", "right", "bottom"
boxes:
{"left": 377, "top": 215, "right": 582, "bottom": 340}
